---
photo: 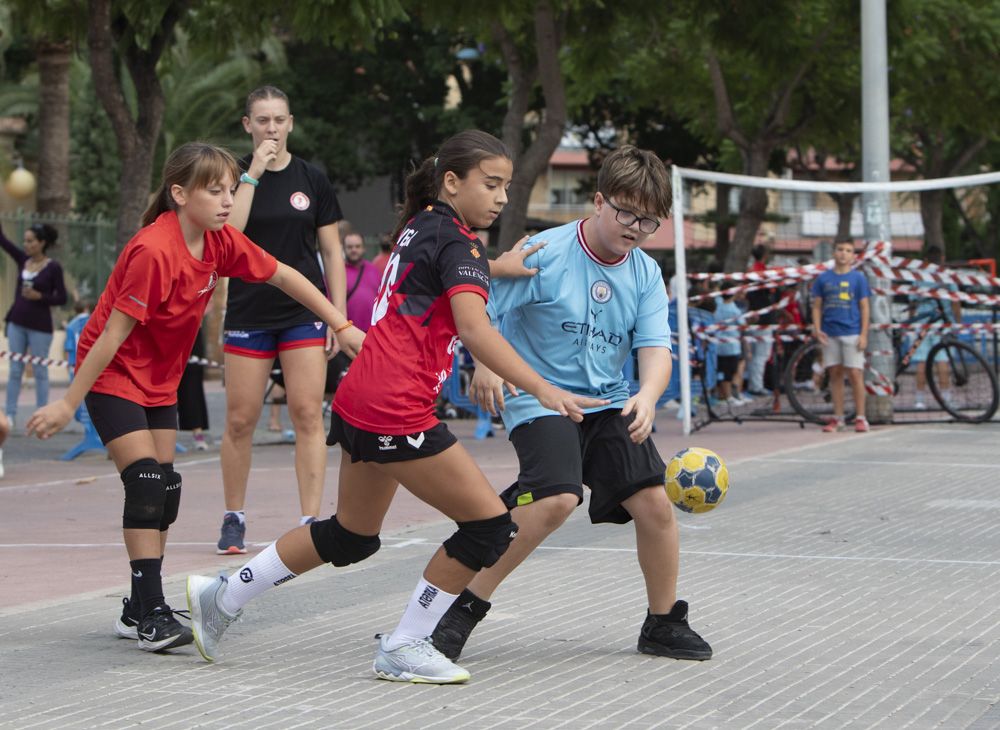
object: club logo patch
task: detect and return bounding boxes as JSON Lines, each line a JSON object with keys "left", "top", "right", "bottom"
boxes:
{"left": 290, "top": 191, "right": 310, "bottom": 211}
{"left": 590, "top": 280, "right": 613, "bottom": 304}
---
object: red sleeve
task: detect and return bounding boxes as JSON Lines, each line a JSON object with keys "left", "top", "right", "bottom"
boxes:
{"left": 111, "top": 242, "right": 168, "bottom": 325}
{"left": 214, "top": 226, "right": 279, "bottom": 282}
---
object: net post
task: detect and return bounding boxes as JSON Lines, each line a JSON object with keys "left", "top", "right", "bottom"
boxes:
{"left": 862, "top": 0, "right": 895, "bottom": 423}
{"left": 672, "top": 165, "right": 692, "bottom": 436}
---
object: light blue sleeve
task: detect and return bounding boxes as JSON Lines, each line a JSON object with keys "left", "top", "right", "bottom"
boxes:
{"left": 486, "top": 243, "right": 545, "bottom": 324}
{"left": 632, "top": 263, "right": 671, "bottom": 350}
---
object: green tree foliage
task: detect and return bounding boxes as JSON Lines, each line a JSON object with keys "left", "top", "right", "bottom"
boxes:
{"left": 69, "top": 60, "right": 119, "bottom": 219}
{"left": 275, "top": 20, "right": 504, "bottom": 205}
{"left": 888, "top": 0, "right": 1000, "bottom": 255}
{"left": 86, "top": 0, "right": 409, "bottom": 250}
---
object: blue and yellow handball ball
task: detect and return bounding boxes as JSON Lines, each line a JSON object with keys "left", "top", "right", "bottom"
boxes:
{"left": 665, "top": 447, "right": 730, "bottom": 514}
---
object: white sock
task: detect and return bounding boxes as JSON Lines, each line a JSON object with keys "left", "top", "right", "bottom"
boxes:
{"left": 221, "top": 542, "right": 296, "bottom": 614}
{"left": 385, "top": 578, "right": 459, "bottom": 650}
{"left": 298, "top": 515, "right": 316, "bottom": 526}
{"left": 225, "top": 510, "right": 246, "bottom": 525}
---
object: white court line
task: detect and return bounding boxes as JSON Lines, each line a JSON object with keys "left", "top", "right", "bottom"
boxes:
{"left": 537, "top": 545, "right": 1000, "bottom": 567}
{"left": 0, "top": 541, "right": 274, "bottom": 548}
{"left": 756, "top": 457, "right": 1000, "bottom": 469}
{"left": 0, "top": 455, "right": 224, "bottom": 492}
{"left": 15, "top": 533, "right": 966, "bottom": 568}
{"left": 0, "top": 536, "right": 425, "bottom": 549}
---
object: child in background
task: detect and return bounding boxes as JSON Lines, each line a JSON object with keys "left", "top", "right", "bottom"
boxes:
{"left": 64, "top": 300, "right": 92, "bottom": 376}
{"left": 713, "top": 291, "right": 746, "bottom": 407}
{"left": 810, "top": 238, "right": 871, "bottom": 432}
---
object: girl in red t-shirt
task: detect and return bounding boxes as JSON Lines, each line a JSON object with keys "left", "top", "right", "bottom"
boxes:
{"left": 186, "top": 130, "right": 605, "bottom": 683}
{"left": 26, "top": 142, "right": 362, "bottom": 653}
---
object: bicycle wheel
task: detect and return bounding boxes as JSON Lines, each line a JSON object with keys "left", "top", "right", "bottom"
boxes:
{"left": 783, "top": 341, "right": 856, "bottom": 424}
{"left": 926, "top": 340, "right": 1000, "bottom": 422}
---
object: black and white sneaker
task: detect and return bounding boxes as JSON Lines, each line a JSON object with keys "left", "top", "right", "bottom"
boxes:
{"left": 113, "top": 597, "right": 141, "bottom": 640}
{"left": 137, "top": 605, "right": 194, "bottom": 652}
{"left": 637, "top": 600, "right": 712, "bottom": 660}
{"left": 430, "top": 589, "right": 491, "bottom": 660}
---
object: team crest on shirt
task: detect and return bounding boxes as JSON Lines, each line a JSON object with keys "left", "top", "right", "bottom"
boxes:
{"left": 590, "top": 279, "right": 613, "bottom": 304}
{"left": 196, "top": 271, "right": 219, "bottom": 296}
{"left": 290, "top": 191, "right": 311, "bottom": 211}
{"left": 469, "top": 247, "right": 481, "bottom": 258}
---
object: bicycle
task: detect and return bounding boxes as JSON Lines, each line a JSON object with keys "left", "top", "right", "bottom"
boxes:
{"left": 783, "top": 299, "right": 999, "bottom": 424}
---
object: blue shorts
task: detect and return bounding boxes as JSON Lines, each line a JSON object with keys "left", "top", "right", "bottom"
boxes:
{"left": 223, "top": 322, "right": 327, "bottom": 359}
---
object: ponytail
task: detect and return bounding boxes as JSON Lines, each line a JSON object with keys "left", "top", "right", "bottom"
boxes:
{"left": 393, "top": 157, "right": 439, "bottom": 240}
{"left": 141, "top": 187, "right": 175, "bottom": 228}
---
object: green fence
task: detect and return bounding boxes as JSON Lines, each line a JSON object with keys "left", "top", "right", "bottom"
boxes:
{"left": 0, "top": 212, "right": 117, "bottom": 321}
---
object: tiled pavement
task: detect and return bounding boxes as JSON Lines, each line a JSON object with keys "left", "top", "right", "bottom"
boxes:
{"left": 2, "top": 421, "right": 1000, "bottom": 728}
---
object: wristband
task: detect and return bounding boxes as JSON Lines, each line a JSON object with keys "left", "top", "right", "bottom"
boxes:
{"left": 239, "top": 172, "right": 259, "bottom": 187}
{"left": 333, "top": 320, "right": 354, "bottom": 334}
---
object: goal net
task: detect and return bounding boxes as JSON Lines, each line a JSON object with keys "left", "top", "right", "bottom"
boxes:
{"left": 667, "top": 166, "right": 1000, "bottom": 435}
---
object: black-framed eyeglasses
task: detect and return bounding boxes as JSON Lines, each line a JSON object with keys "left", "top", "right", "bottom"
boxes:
{"left": 604, "top": 197, "right": 661, "bottom": 235}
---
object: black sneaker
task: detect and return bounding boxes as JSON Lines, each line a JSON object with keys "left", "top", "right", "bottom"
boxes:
{"left": 113, "top": 597, "right": 140, "bottom": 640}
{"left": 137, "top": 605, "right": 194, "bottom": 652}
{"left": 430, "top": 589, "right": 491, "bottom": 660}
{"left": 637, "top": 600, "right": 712, "bottom": 660}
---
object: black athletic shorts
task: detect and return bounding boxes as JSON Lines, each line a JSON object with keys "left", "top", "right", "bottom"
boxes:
{"left": 85, "top": 392, "right": 178, "bottom": 445}
{"left": 501, "top": 409, "right": 667, "bottom": 525}
{"left": 717, "top": 355, "right": 740, "bottom": 382}
{"left": 326, "top": 411, "right": 457, "bottom": 464}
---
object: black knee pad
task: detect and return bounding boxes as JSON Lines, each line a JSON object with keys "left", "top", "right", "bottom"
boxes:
{"left": 120, "top": 458, "right": 166, "bottom": 530}
{"left": 443, "top": 513, "right": 518, "bottom": 571}
{"left": 159, "top": 463, "right": 181, "bottom": 531}
{"left": 310, "top": 515, "right": 381, "bottom": 567}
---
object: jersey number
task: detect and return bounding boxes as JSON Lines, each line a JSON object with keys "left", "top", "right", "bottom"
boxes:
{"left": 371, "top": 252, "right": 402, "bottom": 327}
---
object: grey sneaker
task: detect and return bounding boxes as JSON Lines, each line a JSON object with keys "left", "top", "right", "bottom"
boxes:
{"left": 217, "top": 513, "right": 247, "bottom": 555}
{"left": 373, "top": 634, "right": 471, "bottom": 684}
{"left": 187, "top": 574, "right": 241, "bottom": 662}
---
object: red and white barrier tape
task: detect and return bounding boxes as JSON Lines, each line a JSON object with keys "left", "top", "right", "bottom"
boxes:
{"left": 870, "top": 284, "right": 1000, "bottom": 307}
{"left": 687, "top": 277, "right": 802, "bottom": 304}
{"left": 692, "top": 320, "right": 1000, "bottom": 344}
{"left": 690, "top": 241, "right": 999, "bottom": 291}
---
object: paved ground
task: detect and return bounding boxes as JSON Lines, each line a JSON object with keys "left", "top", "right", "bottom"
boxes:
{"left": 2, "top": 381, "right": 999, "bottom": 728}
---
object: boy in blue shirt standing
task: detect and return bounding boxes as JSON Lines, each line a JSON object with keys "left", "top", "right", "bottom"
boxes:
{"left": 810, "top": 239, "right": 871, "bottom": 432}
{"left": 431, "top": 146, "right": 712, "bottom": 662}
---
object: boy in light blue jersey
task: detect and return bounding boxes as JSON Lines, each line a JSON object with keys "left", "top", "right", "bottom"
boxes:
{"left": 431, "top": 146, "right": 711, "bottom": 662}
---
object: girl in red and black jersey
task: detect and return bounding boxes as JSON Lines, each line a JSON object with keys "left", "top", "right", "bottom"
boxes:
{"left": 26, "top": 143, "right": 363, "bottom": 654}
{"left": 187, "top": 130, "right": 606, "bottom": 683}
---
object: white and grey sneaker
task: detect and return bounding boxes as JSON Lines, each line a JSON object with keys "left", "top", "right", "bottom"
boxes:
{"left": 372, "top": 633, "right": 471, "bottom": 684}
{"left": 187, "top": 574, "right": 240, "bottom": 662}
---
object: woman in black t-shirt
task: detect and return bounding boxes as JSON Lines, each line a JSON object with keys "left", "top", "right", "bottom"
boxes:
{"left": 217, "top": 86, "right": 348, "bottom": 553}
